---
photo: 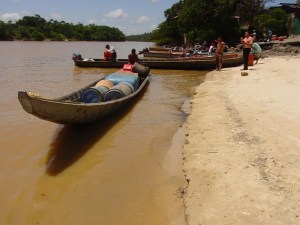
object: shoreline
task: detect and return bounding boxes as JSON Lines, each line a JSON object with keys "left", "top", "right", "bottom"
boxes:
{"left": 182, "top": 56, "right": 300, "bottom": 225}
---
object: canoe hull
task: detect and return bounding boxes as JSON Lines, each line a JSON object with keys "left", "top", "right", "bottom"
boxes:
{"left": 18, "top": 74, "right": 150, "bottom": 125}
{"left": 74, "top": 54, "right": 243, "bottom": 70}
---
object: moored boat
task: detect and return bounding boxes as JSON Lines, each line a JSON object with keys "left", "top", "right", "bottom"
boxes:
{"left": 72, "top": 53, "right": 243, "bottom": 70}
{"left": 143, "top": 50, "right": 182, "bottom": 58}
{"left": 18, "top": 64, "right": 150, "bottom": 124}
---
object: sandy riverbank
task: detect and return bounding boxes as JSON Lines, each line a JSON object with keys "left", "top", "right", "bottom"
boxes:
{"left": 182, "top": 56, "right": 300, "bottom": 225}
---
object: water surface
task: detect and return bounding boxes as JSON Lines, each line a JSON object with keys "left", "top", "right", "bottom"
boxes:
{"left": 0, "top": 41, "right": 207, "bottom": 225}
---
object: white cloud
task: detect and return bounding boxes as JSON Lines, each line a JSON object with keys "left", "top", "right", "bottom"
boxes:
{"left": 137, "top": 16, "right": 150, "bottom": 24}
{"left": 105, "top": 9, "right": 128, "bottom": 19}
{"left": 20, "top": 10, "right": 30, "bottom": 15}
{"left": 151, "top": 24, "right": 158, "bottom": 29}
{"left": 87, "top": 19, "right": 96, "bottom": 24}
{"left": 0, "top": 12, "right": 21, "bottom": 21}
{"left": 50, "top": 13, "right": 62, "bottom": 20}
{"left": 150, "top": 0, "right": 160, "bottom": 2}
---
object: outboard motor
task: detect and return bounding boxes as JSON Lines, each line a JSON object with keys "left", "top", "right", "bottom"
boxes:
{"left": 72, "top": 53, "right": 82, "bottom": 61}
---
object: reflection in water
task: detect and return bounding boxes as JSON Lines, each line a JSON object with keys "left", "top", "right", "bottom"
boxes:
{"left": 46, "top": 84, "right": 148, "bottom": 175}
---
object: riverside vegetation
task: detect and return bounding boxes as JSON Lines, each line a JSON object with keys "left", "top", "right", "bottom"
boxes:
{"left": 0, "top": 0, "right": 297, "bottom": 45}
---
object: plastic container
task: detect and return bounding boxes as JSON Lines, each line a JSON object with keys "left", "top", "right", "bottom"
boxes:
{"left": 95, "top": 79, "right": 114, "bottom": 89}
{"left": 248, "top": 53, "right": 254, "bottom": 66}
{"left": 81, "top": 86, "right": 109, "bottom": 103}
{"left": 104, "top": 82, "right": 134, "bottom": 101}
{"left": 106, "top": 73, "right": 139, "bottom": 90}
{"left": 123, "top": 64, "right": 133, "bottom": 71}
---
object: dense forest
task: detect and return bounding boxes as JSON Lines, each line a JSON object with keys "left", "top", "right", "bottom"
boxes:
{"left": 0, "top": 0, "right": 295, "bottom": 45}
{"left": 0, "top": 14, "right": 125, "bottom": 41}
{"left": 125, "top": 33, "right": 152, "bottom": 42}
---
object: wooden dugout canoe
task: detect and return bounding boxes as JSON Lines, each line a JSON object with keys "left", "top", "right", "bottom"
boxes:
{"left": 18, "top": 69, "right": 150, "bottom": 125}
{"left": 73, "top": 53, "right": 243, "bottom": 70}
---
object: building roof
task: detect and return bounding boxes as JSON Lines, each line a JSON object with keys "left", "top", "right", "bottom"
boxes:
{"left": 280, "top": 3, "right": 300, "bottom": 13}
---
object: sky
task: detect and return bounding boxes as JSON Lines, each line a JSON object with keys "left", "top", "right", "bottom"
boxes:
{"left": 0, "top": 0, "right": 297, "bottom": 35}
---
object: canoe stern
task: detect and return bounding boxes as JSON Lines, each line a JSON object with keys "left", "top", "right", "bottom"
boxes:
{"left": 18, "top": 91, "right": 33, "bottom": 113}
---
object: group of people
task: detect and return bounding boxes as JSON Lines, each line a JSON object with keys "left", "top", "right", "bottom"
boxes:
{"left": 104, "top": 31, "right": 262, "bottom": 71}
{"left": 103, "top": 44, "right": 139, "bottom": 65}
{"left": 214, "top": 31, "right": 262, "bottom": 72}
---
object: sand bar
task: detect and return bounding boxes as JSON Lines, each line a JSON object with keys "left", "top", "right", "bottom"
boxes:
{"left": 183, "top": 56, "right": 300, "bottom": 225}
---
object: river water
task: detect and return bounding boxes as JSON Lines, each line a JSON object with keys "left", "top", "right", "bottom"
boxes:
{"left": 0, "top": 41, "right": 207, "bottom": 225}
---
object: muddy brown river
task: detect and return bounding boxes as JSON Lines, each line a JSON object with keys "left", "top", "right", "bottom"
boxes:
{"left": 0, "top": 41, "right": 207, "bottom": 225}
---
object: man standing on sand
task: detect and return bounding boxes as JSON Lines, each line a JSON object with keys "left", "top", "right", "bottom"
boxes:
{"left": 240, "top": 31, "right": 253, "bottom": 70}
{"left": 215, "top": 37, "right": 225, "bottom": 71}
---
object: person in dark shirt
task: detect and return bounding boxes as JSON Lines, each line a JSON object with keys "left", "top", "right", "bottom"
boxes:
{"left": 128, "top": 48, "right": 139, "bottom": 64}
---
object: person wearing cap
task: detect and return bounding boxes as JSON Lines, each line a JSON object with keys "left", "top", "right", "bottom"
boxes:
{"left": 128, "top": 48, "right": 139, "bottom": 65}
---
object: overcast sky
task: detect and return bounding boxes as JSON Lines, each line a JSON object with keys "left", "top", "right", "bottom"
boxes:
{"left": 0, "top": 0, "right": 296, "bottom": 35}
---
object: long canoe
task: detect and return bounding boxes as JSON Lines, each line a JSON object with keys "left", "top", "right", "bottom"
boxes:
{"left": 18, "top": 67, "right": 150, "bottom": 125}
{"left": 142, "top": 50, "right": 182, "bottom": 58}
{"left": 73, "top": 53, "right": 243, "bottom": 70}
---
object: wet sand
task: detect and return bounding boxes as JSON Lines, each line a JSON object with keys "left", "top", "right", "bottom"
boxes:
{"left": 182, "top": 56, "right": 300, "bottom": 225}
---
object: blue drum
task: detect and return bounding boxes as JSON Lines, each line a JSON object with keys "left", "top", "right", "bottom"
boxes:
{"left": 81, "top": 85, "right": 109, "bottom": 103}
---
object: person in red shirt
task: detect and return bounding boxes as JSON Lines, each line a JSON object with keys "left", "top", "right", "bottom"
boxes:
{"left": 103, "top": 44, "right": 117, "bottom": 61}
{"left": 240, "top": 31, "right": 253, "bottom": 70}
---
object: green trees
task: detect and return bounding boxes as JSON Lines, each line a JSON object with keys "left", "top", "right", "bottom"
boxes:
{"left": 253, "top": 8, "right": 287, "bottom": 37}
{"left": 0, "top": 21, "right": 14, "bottom": 40}
{"left": 0, "top": 14, "right": 125, "bottom": 41}
{"left": 150, "top": 0, "right": 287, "bottom": 46}
{"left": 151, "top": 0, "right": 241, "bottom": 46}
{"left": 126, "top": 33, "right": 152, "bottom": 41}
{"left": 151, "top": 1, "right": 183, "bottom": 45}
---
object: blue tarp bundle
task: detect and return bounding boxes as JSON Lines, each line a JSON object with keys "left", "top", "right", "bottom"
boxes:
{"left": 106, "top": 73, "right": 139, "bottom": 91}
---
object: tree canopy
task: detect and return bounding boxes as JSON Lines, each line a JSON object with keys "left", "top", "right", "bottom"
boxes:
{"left": 253, "top": 8, "right": 288, "bottom": 38}
{"left": 0, "top": 14, "right": 125, "bottom": 41}
{"left": 0, "top": 1, "right": 291, "bottom": 44}
{"left": 150, "top": 0, "right": 287, "bottom": 46}
{"left": 126, "top": 33, "right": 152, "bottom": 42}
